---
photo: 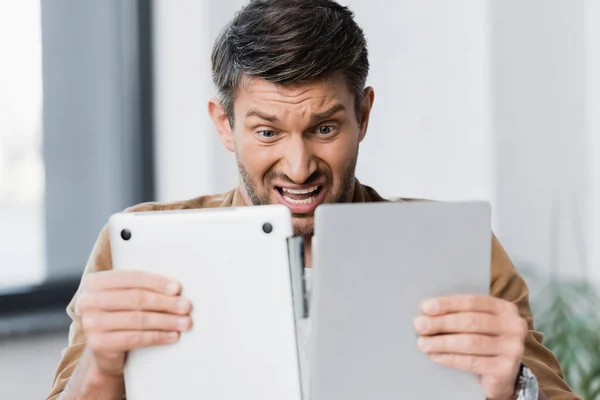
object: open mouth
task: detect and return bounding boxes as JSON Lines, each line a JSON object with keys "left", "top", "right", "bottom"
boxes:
{"left": 276, "top": 185, "right": 322, "bottom": 205}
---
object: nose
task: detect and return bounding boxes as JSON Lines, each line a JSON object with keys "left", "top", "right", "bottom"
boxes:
{"left": 282, "top": 135, "right": 318, "bottom": 184}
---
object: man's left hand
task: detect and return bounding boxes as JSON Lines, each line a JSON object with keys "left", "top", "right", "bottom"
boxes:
{"left": 414, "top": 294, "right": 528, "bottom": 400}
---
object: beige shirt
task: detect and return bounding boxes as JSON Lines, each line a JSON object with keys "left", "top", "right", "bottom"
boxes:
{"left": 47, "top": 182, "right": 578, "bottom": 400}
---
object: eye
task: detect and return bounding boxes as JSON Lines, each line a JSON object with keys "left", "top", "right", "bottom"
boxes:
{"left": 258, "top": 130, "right": 277, "bottom": 138}
{"left": 316, "top": 125, "right": 336, "bottom": 135}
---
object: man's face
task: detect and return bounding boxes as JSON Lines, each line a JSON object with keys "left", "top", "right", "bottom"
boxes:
{"left": 210, "top": 76, "right": 374, "bottom": 236}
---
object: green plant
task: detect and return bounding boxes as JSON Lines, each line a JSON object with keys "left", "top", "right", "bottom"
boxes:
{"left": 530, "top": 277, "right": 600, "bottom": 399}
{"left": 520, "top": 196, "right": 600, "bottom": 399}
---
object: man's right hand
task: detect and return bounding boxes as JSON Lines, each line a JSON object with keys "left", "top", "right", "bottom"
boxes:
{"left": 77, "top": 270, "right": 193, "bottom": 378}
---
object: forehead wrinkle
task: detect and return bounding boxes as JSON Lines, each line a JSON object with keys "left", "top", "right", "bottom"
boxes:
{"left": 274, "top": 97, "right": 336, "bottom": 122}
{"left": 238, "top": 78, "right": 352, "bottom": 123}
{"left": 248, "top": 89, "right": 334, "bottom": 117}
{"left": 259, "top": 87, "right": 327, "bottom": 107}
{"left": 273, "top": 82, "right": 314, "bottom": 99}
{"left": 247, "top": 78, "right": 332, "bottom": 101}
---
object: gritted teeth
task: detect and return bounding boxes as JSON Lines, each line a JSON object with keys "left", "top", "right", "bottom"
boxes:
{"left": 283, "top": 195, "right": 318, "bottom": 205}
{"left": 281, "top": 185, "right": 319, "bottom": 195}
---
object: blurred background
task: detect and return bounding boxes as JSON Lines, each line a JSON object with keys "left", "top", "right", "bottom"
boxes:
{"left": 0, "top": 0, "right": 598, "bottom": 398}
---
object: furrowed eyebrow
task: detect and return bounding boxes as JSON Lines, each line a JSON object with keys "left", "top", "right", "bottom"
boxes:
{"left": 245, "top": 110, "right": 279, "bottom": 122}
{"left": 245, "top": 103, "right": 346, "bottom": 123}
{"left": 310, "top": 104, "right": 346, "bottom": 120}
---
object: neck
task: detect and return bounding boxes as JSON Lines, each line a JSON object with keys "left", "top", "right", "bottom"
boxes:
{"left": 304, "top": 236, "right": 313, "bottom": 268}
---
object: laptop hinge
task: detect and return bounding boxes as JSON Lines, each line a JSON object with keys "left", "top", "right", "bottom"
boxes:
{"left": 287, "top": 236, "right": 308, "bottom": 319}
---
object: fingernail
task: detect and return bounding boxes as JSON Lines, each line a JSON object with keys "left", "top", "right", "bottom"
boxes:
{"left": 166, "top": 332, "right": 179, "bottom": 342}
{"left": 177, "top": 317, "right": 190, "bottom": 330}
{"left": 417, "top": 337, "right": 428, "bottom": 351}
{"left": 166, "top": 281, "right": 180, "bottom": 294}
{"left": 178, "top": 298, "right": 190, "bottom": 312}
{"left": 421, "top": 299, "right": 438, "bottom": 314}
{"left": 413, "top": 316, "right": 428, "bottom": 332}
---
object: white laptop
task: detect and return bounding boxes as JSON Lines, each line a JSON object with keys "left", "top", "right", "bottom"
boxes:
{"left": 310, "top": 201, "right": 491, "bottom": 400}
{"left": 108, "top": 205, "right": 304, "bottom": 400}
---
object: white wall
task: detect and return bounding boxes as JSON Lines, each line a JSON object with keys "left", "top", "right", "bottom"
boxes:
{"left": 491, "top": 0, "right": 595, "bottom": 281}
{"left": 344, "top": 0, "right": 493, "bottom": 203}
{"left": 153, "top": 0, "right": 494, "bottom": 203}
{"left": 152, "top": 0, "right": 599, "bottom": 282}
{"left": 153, "top": 0, "right": 243, "bottom": 202}
{"left": 153, "top": 0, "right": 214, "bottom": 201}
{"left": 588, "top": 0, "right": 600, "bottom": 284}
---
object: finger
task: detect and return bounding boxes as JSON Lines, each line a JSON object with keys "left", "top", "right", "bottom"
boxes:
{"left": 414, "top": 313, "right": 501, "bottom": 336}
{"left": 420, "top": 295, "right": 510, "bottom": 316}
{"left": 87, "top": 330, "right": 180, "bottom": 353}
{"left": 82, "top": 311, "right": 193, "bottom": 332}
{"left": 84, "top": 270, "right": 181, "bottom": 295}
{"left": 428, "top": 353, "right": 500, "bottom": 376}
{"left": 78, "top": 290, "right": 192, "bottom": 315}
{"left": 417, "top": 334, "right": 502, "bottom": 356}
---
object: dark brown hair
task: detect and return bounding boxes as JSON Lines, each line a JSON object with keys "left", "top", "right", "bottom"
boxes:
{"left": 211, "top": 0, "right": 369, "bottom": 127}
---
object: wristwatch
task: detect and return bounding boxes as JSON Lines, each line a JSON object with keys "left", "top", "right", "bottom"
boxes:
{"left": 515, "top": 364, "right": 539, "bottom": 400}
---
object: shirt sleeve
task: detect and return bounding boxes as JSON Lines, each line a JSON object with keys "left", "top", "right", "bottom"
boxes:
{"left": 490, "top": 235, "right": 581, "bottom": 400}
{"left": 45, "top": 225, "right": 113, "bottom": 400}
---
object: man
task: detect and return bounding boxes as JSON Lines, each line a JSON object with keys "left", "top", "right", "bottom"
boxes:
{"left": 49, "top": 1, "right": 578, "bottom": 399}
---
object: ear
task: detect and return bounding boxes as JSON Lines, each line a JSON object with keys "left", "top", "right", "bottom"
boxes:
{"left": 358, "top": 87, "right": 375, "bottom": 142}
{"left": 208, "top": 97, "right": 235, "bottom": 152}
